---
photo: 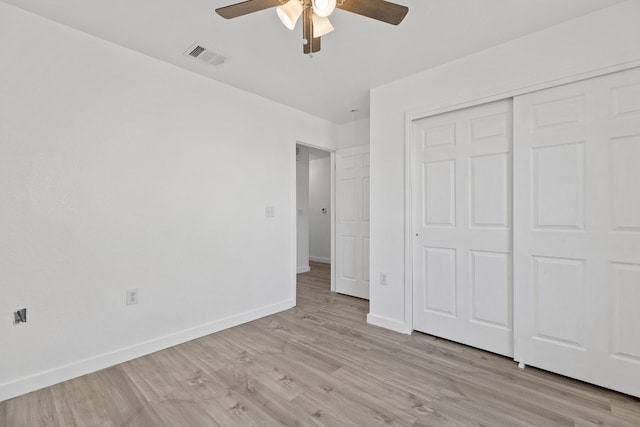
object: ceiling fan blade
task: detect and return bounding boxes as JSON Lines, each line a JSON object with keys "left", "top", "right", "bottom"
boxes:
{"left": 336, "top": 0, "right": 408, "bottom": 25}
{"left": 216, "top": 0, "right": 282, "bottom": 19}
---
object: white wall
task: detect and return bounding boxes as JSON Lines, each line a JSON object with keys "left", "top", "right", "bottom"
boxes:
{"left": 337, "top": 118, "right": 370, "bottom": 150}
{"left": 296, "top": 145, "right": 310, "bottom": 273}
{"left": 309, "top": 157, "right": 331, "bottom": 263}
{"left": 0, "top": 3, "right": 336, "bottom": 401}
{"left": 368, "top": 0, "right": 640, "bottom": 333}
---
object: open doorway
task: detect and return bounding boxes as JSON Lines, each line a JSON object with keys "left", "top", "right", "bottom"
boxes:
{"left": 295, "top": 143, "right": 334, "bottom": 294}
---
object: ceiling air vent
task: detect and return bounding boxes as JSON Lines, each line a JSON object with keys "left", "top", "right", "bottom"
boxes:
{"left": 188, "top": 45, "right": 206, "bottom": 58}
{"left": 184, "top": 43, "right": 226, "bottom": 66}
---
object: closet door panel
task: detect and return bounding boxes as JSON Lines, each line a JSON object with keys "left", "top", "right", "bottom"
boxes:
{"left": 412, "top": 99, "right": 513, "bottom": 357}
{"left": 514, "top": 67, "right": 640, "bottom": 398}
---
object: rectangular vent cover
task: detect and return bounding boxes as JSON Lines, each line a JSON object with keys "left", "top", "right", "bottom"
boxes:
{"left": 184, "top": 43, "right": 226, "bottom": 66}
{"left": 188, "top": 45, "right": 206, "bottom": 58}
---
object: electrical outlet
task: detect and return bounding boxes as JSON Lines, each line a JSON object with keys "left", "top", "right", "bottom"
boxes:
{"left": 379, "top": 272, "right": 388, "bottom": 286}
{"left": 265, "top": 206, "right": 275, "bottom": 218}
{"left": 126, "top": 288, "right": 139, "bottom": 305}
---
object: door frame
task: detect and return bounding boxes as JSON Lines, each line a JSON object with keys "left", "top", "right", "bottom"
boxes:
{"left": 291, "top": 140, "right": 336, "bottom": 304}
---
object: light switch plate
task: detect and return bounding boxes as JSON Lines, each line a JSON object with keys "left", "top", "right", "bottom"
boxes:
{"left": 379, "top": 273, "right": 388, "bottom": 286}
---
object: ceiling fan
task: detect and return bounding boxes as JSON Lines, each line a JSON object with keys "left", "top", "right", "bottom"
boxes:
{"left": 216, "top": 0, "right": 409, "bottom": 55}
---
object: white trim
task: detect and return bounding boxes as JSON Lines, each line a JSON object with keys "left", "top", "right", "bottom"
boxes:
{"left": 330, "top": 152, "right": 336, "bottom": 293}
{"left": 309, "top": 256, "right": 331, "bottom": 264}
{"left": 403, "top": 61, "right": 640, "bottom": 338}
{"left": 290, "top": 139, "right": 298, "bottom": 304}
{"left": 367, "top": 313, "right": 411, "bottom": 335}
{"left": 404, "top": 112, "right": 414, "bottom": 333}
{"left": 297, "top": 266, "right": 311, "bottom": 274}
{"left": 0, "top": 299, "right": 294, "bottom": 402}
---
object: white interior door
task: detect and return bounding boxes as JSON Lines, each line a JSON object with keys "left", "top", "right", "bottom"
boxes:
{"left": 336, "top": 146, "right": 370, "bottom": 299}
{"left": 412, "top": 99, "right": 513, "bottom": 357}
{"left": 513, "top": 67, "right": 640, "bottom": 398}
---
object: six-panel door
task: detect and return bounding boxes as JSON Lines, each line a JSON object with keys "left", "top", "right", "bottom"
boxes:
{"left": 336, "top": 146, "right": 370, "bottom": 300}
{"left": 411, "top": 99, "right": 514, "bottom": 357}
{"left": 513, "top": 67, "right": 640, "bottom": 398}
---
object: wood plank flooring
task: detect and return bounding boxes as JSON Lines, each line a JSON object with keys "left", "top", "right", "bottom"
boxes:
{"left": 2, "top": 261, "right": 639, "bottom": 426}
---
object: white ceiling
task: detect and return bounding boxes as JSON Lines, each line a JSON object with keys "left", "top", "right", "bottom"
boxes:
{"left": 4, "top": 0, "right": 626, "bottom": 123}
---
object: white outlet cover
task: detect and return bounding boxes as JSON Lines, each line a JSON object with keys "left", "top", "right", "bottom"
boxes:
{"left": 126, "top": 288, "right": 139, "bottom": 305}
{"left": 265, "top": 206, "right": 275, "bottom": 218}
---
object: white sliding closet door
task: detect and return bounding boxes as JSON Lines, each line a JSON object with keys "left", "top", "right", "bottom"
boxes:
{"left": 336, "top": 146, "right": 370, "bottom": 299}
{"left": 514, "top": 67, "right": 640, "bottom": 398}
{"left": 412, "top": 100, "right": 513, "bottom": 357}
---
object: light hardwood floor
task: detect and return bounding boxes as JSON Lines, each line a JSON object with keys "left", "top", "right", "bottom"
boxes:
{"left": 2, "top": 261, "right": 639, "bottom": 426}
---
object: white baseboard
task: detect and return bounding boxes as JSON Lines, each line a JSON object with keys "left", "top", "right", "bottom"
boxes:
{"left": 0, "top": 299, "right": 295, "bottom": 402}
{"left": 297, "top": 266, "right": 311, "bottom": 274}
{"left": 367, "top": 313, "right": 411, "bottom": 335}
{"left": 309, "top": 256, "right": 330, "bottom": 264}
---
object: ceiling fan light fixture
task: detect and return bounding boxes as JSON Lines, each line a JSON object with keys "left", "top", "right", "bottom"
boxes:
{"left": 312, "top": 0, "right": 336, "bottom": 18}
{"left": 312, "top": 14, "right": 334, "bottom": 38}
{"left": 277, "top": 0, "right": 303, "bottom": 30}
{"left": 216, "top": 0, "right": 409, "bottom": 55}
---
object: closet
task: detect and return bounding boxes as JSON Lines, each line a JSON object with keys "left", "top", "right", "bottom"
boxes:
{"left": 411, "top": 67, "right": 640, "bottom": 397}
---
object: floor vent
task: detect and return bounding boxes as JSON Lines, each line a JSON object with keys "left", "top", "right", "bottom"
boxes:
{"left": 185, "top": 43, "right": 226, "bottom": 66}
